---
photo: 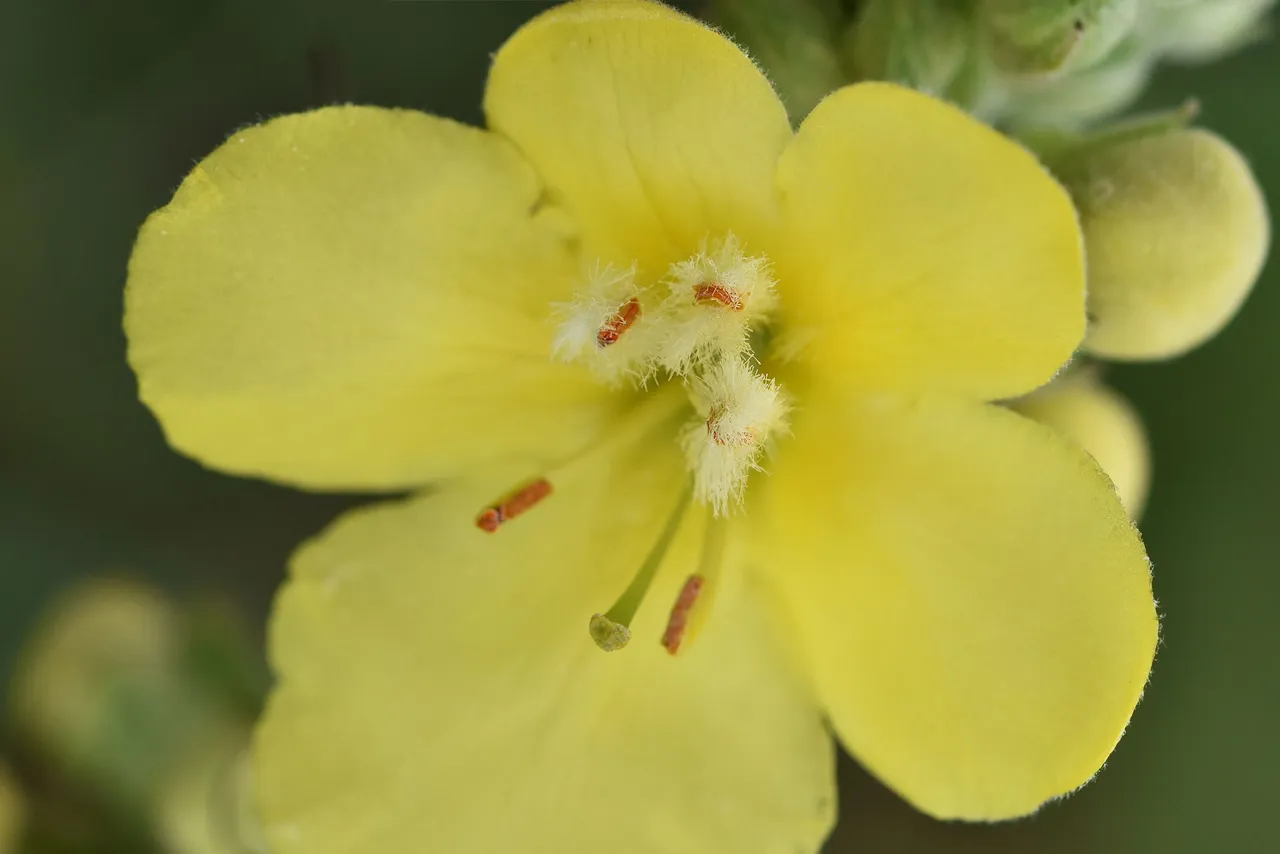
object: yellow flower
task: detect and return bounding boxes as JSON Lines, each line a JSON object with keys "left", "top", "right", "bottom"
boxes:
{"left": 124, "top": 1, "right": 1157, "bottom": 850}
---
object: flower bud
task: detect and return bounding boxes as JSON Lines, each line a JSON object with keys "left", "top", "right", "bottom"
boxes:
{"left": 1137, "top": 0, "right": 1276, "bottom": 63}
{"left": 154, "top": 729, "right": 266, "bottom": 854}
{"left": 1052, "top": 127, "right": 1270, "bottom": 359}
{"left": 7, "top": 580, "right": 260, "bottom": 817}
{"left": 1000, "top": 39, "right": 1152, "bottom": 127}
{"left": 708, "top": 0, "right": 846, "bottom": 122}
{"left": 980, "top": 0, "right": 1139, "bottom": 76}
{"left": 1011, "top": 370, "right": 1149, "bottom": 518}
{"left": 0, "top": 766, "right": 23, "bottom": 854}
{"left": 846, "top": 0, "right": 972, "bottom": 95}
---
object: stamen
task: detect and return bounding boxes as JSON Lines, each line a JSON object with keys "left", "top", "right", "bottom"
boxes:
{"left": 589, "top": 483, "right": 693, "bottom": 652}
{"left": 552, "top": 264, "right": 656, "bottom": 384}
{"left": 678, "top": 513, "right": 729, "bottom": 654}
{"left": 682, "top": 358, "right": 788, "bottom": 515}
{"left": 660, "top": 575, "right": 705, "bottom": 655}
{"left": 474, "top": 478, "right": 553, "bottom": 533}
{"left": 596, "top": 297, "right": 642, "bottom": 348}
{"left": 655, "top": 233, "right": 777, "bottom": 374}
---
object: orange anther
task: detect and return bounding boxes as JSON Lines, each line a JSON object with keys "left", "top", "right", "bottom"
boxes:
{"left": 661, "top": 574, "right": 705, "bottom": 655}
{"left": 692, "top": 282, "right": 743, "bottom": 311}
{"left": 596, "top": 297, "right": 642, "bottom": 348}
{"left": 475, "top": 478, "right": 553, "bottom": 533}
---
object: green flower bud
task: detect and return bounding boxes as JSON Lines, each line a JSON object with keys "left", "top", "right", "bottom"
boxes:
{"left": 0, "top": 766, "right": 23, "bottom": 854}
{"left": 708, "top": 0, "right": 846, "bottom": 122}
{"left": 1052, "top": 127, "right": 1270, "bottom": 360}
{"left": 1001, "top": 36, "right": 1153, "bottom": 127}
{"left": 6, "top": 581, "right": 254, "bottom": 816}
{"left": 1137, "top": 0, "right": 1275, "bottom": 63}
{"left": 980, "top": 0, "right": 1138, "bottom": 76}
{"left": 1012, "top": 369, "right": 1150, "bottom": 519}
{"left": 846, "top": 0, "right": 973, "bottom": 95}
{"left": 154, "top": 729, "right": 265, "bottom": 854}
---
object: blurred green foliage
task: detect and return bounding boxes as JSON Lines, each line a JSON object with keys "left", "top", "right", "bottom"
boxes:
{"left": 1, "top": 1, "right": 1276, "bottom": 852}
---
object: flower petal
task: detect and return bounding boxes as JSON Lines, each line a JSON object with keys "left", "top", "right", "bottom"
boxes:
{"left": 484, "top": 0, "right": 792, "bottom": 275}
{"left": 1011, "top": 371, "right": 1150, "bottom": 518}
{"left": 774, "top": 83, "right": 1085, "bottom": 400}
{"left": 254, "top": 428, "right": 834, "bottom": 854}
{"left": 127, "top": 106, "right": 614, "bottom": 491}
{"left": 752, "top": 392, "right": 1157, "bottom": 820}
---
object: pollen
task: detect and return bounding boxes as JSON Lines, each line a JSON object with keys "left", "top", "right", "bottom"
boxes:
{"left": 682, "top": 357, "right": 788, "bottom": 515}
{"left": 661, "top": 574, "right": 705, "bottom": 655}
{"left": 475, "top": 478, "right": 553, "bottom": 533}
{"left": 595, "top": 297, "right": 642, "bottom": 348}
{"left": 552, "top": 264, "right": 655, "bottom": 384}
{"left": 654, "top": 233, "right": 777, "bottom": 375}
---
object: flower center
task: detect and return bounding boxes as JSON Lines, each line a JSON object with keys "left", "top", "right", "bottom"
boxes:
{"left": 477, "top": 234, "right": 789, "bottom": 656}
{"left": 551, "top": 233, "right": 789, "bottom": 514}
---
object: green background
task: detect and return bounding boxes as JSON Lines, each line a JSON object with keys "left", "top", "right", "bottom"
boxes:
{"left": 1, "top": 2, "right": 1276, "bottom": 852}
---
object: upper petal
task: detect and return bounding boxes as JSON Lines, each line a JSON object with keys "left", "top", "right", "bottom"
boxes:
{"left": 254, "top": 430, "right": 834, "bottom": 854}
{"left": 127, "top": 106, "right": 615, "bottom": 491}
{"left": 484, "top": 0, "right": 793, "bottom": 276}
{"left": 774, "top": 83, "right": 1085, "bottom": 401}
{"left": 752, "top": 391, "right": 1157, "bottom": 820}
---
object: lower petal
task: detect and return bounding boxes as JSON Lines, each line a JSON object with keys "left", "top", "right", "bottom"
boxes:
{"left": 751, "top": 392, "right": 1157, "bottom": 820}
{"left": 254, "top": 432, "right": 833, "bottom": 854}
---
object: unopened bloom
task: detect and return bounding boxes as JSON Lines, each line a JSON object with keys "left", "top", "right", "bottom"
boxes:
{"left": 1012, "top": 122, "right": 1269, "bottom": 515}
{"left": 1053, "top": 125, "right": 1270, "bottom": 360}
{"left": 1012, "top": 368, "right": 1150, "bottom": 518}
{"left": 125, "top": 1, "right": 1157, "bottom": 851}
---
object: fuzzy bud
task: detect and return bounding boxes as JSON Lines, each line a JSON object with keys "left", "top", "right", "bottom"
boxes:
{"left": 980, "top": 0, "right": 1139, "bottom": 76}
{"left": 1137, "top": 0, "right": 1276, "bottom": 63}
{"left": 846, "top": 0, "right": 972, "bottom": 95}
{"left": 1052, "top": 127, "right": 1270, "bottom": 360}
{"left": 0, "top": 767, "right": 23, "bottom": 854}
{"left": 1011, "top": 370, "right": 1150, "bottom": 518}
{"left": 708, "top": 0, "right": 846, "bottom": 122}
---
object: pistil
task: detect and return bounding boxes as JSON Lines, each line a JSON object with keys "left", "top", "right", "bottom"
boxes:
{"left": 589, "top": 483, "right": 693, "bottom": 652}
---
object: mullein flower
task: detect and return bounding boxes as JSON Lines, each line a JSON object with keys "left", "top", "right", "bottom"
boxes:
{"left": 124, "top": 1, "right": 1158, "bottom": 850}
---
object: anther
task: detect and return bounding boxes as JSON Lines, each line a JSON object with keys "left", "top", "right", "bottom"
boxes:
{"left": 596, "top": 297, "right": 642, "bottom": 348}
{"left": 693, "top": 282, "right": 744, "bottom": 311}
{"left": 474, "top": 478, "right": 553, "bottom": 533}
{"left": 661, "top": 575, "right": 705, "bottom": 655}
{"left": 654, "top": 234, "right": 777, "bottom": 374}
